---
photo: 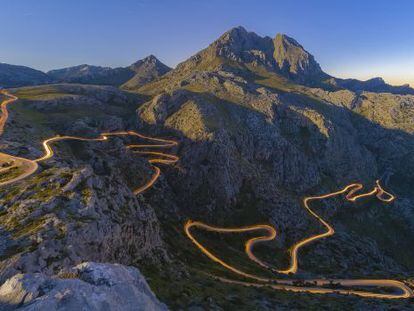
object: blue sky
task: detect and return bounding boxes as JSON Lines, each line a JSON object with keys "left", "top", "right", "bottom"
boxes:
{"left": 1, "top": 0, "right": 413, "bottom": 86}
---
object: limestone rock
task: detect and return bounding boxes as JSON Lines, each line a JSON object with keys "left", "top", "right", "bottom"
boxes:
{"left": 0, "top": 262, "right": 168, "bottom": 311}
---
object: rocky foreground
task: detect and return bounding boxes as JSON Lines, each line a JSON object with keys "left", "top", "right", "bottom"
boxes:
{"left": 0, "top": 262, "right": 167, "bottom": 310}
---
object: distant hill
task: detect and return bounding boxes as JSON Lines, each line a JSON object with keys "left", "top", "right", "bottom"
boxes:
{"left": 47, "top": 56, "right": 170, "bottom": 87}
{"left": 0, "top": 63, "right": 52, "bottom": 88}
{"left": 47, "top": 64, "right": 134, "bottom": 86}
{"left": 0, "top": 56, "right": 171, "bottom": 88}
{"left": 327, "top": 76, "right": 414, "bottom": 95}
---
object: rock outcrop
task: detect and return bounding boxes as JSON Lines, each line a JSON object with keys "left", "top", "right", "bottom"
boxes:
{"left": 0, "top": 262, "right": 167, "bottom": 310}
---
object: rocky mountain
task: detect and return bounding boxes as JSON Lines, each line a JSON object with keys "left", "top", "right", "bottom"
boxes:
{"left": 136, "top": 26, "right": 411, "bottom": 94}
{"left": 47, "top": 56, "right": 170, "bottom": 87}
{"left": 134, "top": 26, "right": 414, "bottom": 308}
{"left": 122, "top": 55, "right": 171, "bottom": 90}
{"left": 272, "top": 32, "right": 327, "bottom": 82}
{"left": 1, "top": 27, "right": 414, "bottom": 310}
{"left": 0, "top": 63, "right": 52, "bottom": 88}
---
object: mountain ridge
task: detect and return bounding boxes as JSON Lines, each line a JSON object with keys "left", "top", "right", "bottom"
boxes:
{"left": 0, "top": 56, "right": 171, "bottom": 88}
{"left": 0, "top": 28, "right": 412, "bottom": 93}
{"left": 135, "top": 26, "right": 414, "bottom": 95}
{"left": 47, "top": 55, "right": 171, "bottom": 87}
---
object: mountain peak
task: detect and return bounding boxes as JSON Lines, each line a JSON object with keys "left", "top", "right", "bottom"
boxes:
{"left": 215, "top": 26, "right": 271, "bottom": 49}
{"left": 122, "top": 56, "right": 171, "bottom": 90}
{"left": 145, "top": 54, "right": 157, "bottom": 60}
{"left": 173, "top": 26, "right": 325, "bottom": 84}
{"left": 220, "top": 26, "right": 249, "bottom": 39}
{"left": 188, "top": 26, "right": 275, "bottom": 69}
{"left": 130, "top": 55, "right": 170, "bottom": 72}
{"left": 135, "top": 54, "right": 158, "bottom": 65}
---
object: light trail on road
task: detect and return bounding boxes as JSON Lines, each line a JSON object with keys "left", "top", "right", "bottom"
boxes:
{"left": 2, "top": 91, "right": 412, "bottom": 299}
{"left": 185, "top": 182, "right": 413, "bottom": 299}
{"left": 0, "top": 91, "right": 18, "bottom": 137}
{"left": 0, "top": 92, "right": 178, "bottom": 194}
{"left": 0, "top": 91, "right": 39, "bottom": 186}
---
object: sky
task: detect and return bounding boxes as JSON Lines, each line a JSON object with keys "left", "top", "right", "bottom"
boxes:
{"left": 1, "top": 0, "right": 413, "bottom": 86}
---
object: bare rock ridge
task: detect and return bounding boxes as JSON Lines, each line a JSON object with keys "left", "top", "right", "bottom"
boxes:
{"left": 0, "top": 262, "right": 168, "bottom": 310}
{"left": 167, "top": 26, "right": 327, "bottom": 84}
{"left": 141, "top": 26, "right": 413, "bottom": 94}
{"left": 272, "top": 33, "right": 326, "bottom": 82}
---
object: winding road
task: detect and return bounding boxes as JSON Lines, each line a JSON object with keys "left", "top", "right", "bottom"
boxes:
{"left": 0, "top": 91, "right": 178, "bottom": 194}
{"left": 1, "top": 90, "right": 412, "bottom": 299}
{"left": 185, "top": 182, "right": 414, "bottom": 299}
{"left": 0, "top": 91, "right": 39, "bottom": 186}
